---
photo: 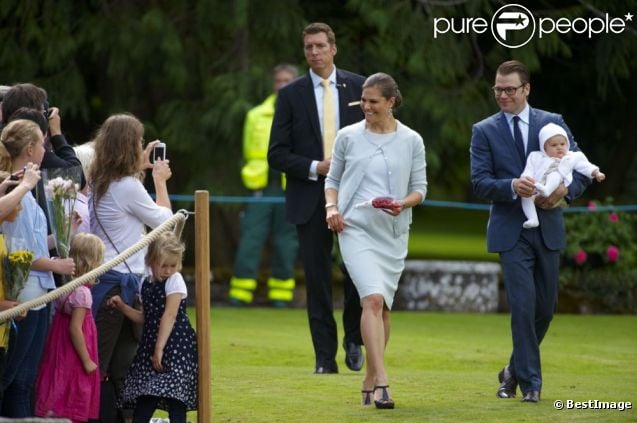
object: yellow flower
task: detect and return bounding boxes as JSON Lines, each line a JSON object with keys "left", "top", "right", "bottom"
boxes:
{"left": 3, "top": 249, "right": 34, "bottom": 301}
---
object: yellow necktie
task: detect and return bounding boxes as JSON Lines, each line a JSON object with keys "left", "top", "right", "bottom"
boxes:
{"left": 321, "top": 79, "right": 336, "bottom": 159}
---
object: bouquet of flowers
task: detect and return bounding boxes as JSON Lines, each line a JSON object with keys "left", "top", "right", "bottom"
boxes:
{"left": 3, "top": 249, "right": 34, "bottom": 301}
{"left": 43, "top": 167, "right": 81, "bottom": 259}
{"left": 355, "top": 196, "right": 402, "bottom": 213}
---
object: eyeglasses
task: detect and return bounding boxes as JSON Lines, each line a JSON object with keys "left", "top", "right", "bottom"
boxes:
{"left": 492, "top": 84, "right": 526, "bottom": 96}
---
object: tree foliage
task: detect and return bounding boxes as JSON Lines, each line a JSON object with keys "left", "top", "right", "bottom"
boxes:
{"left": 1, "top": 0, "right": 635, "bottom": 202}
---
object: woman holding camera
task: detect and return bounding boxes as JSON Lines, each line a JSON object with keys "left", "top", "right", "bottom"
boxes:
{"left": 88, "top": 113, "right": 172, "bottom": 423}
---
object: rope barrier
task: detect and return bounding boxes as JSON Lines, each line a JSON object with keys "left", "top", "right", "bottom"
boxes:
{"left": 164, "top": 194, "right": 637, "bottom": 213}
{"left": 0, "top": 210, "right": 188, "bottom": 323}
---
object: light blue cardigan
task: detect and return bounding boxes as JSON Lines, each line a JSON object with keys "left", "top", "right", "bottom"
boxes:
{"left": 325, "top": 120, "right": 427, "bottom": 237}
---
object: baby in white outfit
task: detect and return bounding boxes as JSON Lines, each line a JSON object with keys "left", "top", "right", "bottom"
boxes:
{"left": 520, "top": 122, "right": 605, "bottom": 229}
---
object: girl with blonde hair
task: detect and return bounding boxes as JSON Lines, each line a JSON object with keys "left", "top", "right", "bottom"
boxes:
{"left": 35, "top": 233, "right": 105, "bottom": 422}
{"left": 0, "top": 119, "right": 75, "bottom": 417}
{"left": 109, "top": 232, "right": 197, "bottom": 423}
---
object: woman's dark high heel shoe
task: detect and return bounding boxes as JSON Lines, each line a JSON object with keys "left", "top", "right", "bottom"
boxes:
{"left": 374, "top": 385, "right": 395, "bottom": 409}
{"left": 361, "top": 389, "right": 373, "bottom": 406}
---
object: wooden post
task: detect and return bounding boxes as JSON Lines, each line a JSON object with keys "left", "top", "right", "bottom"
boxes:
{"left": 195, "top": 191, "right": 211, "bottom": 423}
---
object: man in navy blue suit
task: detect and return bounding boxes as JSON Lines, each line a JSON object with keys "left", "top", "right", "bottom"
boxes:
{"left": 470, "top": 60, "right": 590, "bottom": 402}
{"left": 268, "top": 23, "right": 364, "bottom": 374}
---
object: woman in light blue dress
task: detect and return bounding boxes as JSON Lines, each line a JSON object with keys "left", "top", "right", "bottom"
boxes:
{"left": 325, "top": 73, "right": 427, "bottom": 409}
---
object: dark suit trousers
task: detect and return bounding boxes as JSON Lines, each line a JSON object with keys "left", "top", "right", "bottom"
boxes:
{"left": 296, "top": 203, "right": 362, "bottom": 367}
{"left": 500, "top": 227, "right": 559, "bottom": 394}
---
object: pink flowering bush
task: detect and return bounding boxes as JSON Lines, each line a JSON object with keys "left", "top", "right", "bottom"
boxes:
{"left": 560, "top": 199, "right": 637, "bottom": 313}
{"left": 563, "top": 199, "right": 636, "bottom": 267}
{"left": 606, "top": 245, "right": 620, "bottom": 262}
{"left": 573, "top": 249, "right": 588, "bottom": 265}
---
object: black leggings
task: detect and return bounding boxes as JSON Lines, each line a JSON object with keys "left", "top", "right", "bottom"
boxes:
{"left": 133, "top": 395, "right": 187, "bottom": 423}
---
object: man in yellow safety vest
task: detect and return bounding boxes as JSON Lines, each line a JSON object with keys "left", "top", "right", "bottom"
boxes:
{"left": 229, "top": 64, "right": 299, "bottom": 307}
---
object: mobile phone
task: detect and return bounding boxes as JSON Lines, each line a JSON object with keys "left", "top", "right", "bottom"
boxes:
{"left": 152, "top": 142, "right": 166, "bottom": 163}
{"left": 9, "top": 167, "right": 25, "bottom": 181}
{"left": 6, "top": 170, "right": 22, "bottom": 194}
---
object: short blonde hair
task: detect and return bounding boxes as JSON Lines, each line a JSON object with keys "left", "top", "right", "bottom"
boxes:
{"left": 145, "top": 232, "right": 185, "bottom": 271}
{"left": 70, "top": 233, "right": 106, "bottom": 278}
{"left": 303, "top": 22, "right": 336, "bottom": 45}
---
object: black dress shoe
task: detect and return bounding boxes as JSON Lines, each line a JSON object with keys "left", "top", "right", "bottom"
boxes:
{"left": 343, "top": 340, "right": 364, "bottom": 371}
{"left": 522, "top": 390, "right": 540, "bottom": 403}
{"left": 314, "top": 364, "right": 338, "bottom": 374}
{"left": 496, "top": 365, "right": 517, "bottom": 398}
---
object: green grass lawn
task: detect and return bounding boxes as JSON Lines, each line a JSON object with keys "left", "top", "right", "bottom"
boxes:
{"left": 210, "top": 308, "right": 636, "bottom": 422}
{"left": 408, "top": 206, "right": 497, "bottom": 261}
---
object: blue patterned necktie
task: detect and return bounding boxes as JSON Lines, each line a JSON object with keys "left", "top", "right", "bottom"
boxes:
{"left": 512, "top": 116, "right": 525, "bottom": 162}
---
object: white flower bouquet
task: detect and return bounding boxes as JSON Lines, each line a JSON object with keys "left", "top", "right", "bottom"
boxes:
{"left": 43, "top": 167, "right": 81, "bottom": 259}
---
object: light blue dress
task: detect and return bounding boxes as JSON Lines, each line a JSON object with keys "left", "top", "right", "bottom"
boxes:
{"left": 327, "top": 121, "right": 427, "bottom": 309}
{"left": 2, "top": 193, "right": 55, "bottom": 306}
{"left": 338, "top": 129, "right": 409, "bottom": 309}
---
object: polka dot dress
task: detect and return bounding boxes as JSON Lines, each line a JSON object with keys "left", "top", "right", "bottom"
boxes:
{"left": 121, "top": 276, "right": 198, "bottom": 410}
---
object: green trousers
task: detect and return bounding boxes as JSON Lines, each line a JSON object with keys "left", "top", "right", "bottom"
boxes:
{"left": 230, "top": 184, "right": 298, "bottom": 303}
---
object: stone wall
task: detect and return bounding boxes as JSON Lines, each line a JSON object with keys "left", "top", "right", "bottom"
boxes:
{"left": 395, "top": 260, "right": 501, "bottom": 312}
{"left": 208, "top": 260, "right": 503, "bottom": 311}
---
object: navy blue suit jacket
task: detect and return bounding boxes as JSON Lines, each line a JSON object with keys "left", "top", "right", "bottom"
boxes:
{"left": 268, "top": 69, "right": 365, "bottom": 225}
{"left": 470, "top": 107, "right": 590, "bottom": 253}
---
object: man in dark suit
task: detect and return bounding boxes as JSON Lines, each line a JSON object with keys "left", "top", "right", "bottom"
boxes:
{"left": 470, "top": 60, "right": 590, "bottom": 402}
{"left": 268, "top": 22, "right": 364, "bottom": 374}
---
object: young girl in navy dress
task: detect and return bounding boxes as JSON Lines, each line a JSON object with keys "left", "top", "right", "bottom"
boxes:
{"left": 35, "top": 233, "right": 105, "bottom": 422}
{"left": 108, "top": 232, "right": 197, "bottom": 423}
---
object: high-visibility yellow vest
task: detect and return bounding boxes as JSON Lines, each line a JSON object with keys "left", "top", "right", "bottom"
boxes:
{"left": 241, "top": 94, "right": 285, "bottom": 190}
